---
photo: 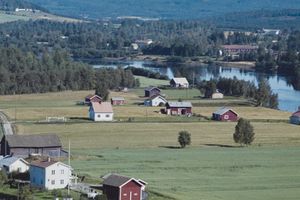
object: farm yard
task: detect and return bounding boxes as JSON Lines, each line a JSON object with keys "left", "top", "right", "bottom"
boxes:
{"left": 0, "top": 76, "right": 299, "bottom": 200}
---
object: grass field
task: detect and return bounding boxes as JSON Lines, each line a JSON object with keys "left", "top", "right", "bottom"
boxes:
{"left": 0, "top": 87, "right": 299, "bottom": 200}
{"left": 135, "top": 75, "right": 169, "bottom": 87}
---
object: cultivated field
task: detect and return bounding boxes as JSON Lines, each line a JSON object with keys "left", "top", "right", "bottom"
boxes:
{"left": 0, "top": 80, "right": 299, "bottom": 200}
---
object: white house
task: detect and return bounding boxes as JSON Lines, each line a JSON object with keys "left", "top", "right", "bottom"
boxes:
{"left": 89, "top": 102, "right": 114, "bottom": 121}
{"left": 30, "top": 160, "right": 72, "bottom": 190}
{"left": 0, "top": 156, "right": 29, "bottom": 174}
{"left": 144, "top": 95, "right": 167, "bottom": 107}
{"left": 212, "top": 92, "right": 224, "bottom": 99}
{"left": 170, "top": 77, "right": 189, "bottom": 88}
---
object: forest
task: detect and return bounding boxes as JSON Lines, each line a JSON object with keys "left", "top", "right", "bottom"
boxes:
{"left": 0, "top": 47, "right": 136, "bottom": 95}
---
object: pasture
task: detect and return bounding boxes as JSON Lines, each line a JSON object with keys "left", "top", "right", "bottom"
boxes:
{"left": 0, "top": 85, "right": 299, "bottom": 200}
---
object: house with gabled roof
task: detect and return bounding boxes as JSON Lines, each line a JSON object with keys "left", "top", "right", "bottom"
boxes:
{"left": 0, "top": 156, "right": 29, "bottom": 174}
{"left": 30, "top": 160, "right": 73, "bottom": 190}
{"left": 111, "top": 97, "right": 125, "bottom": 106}
{"left": 144, "top": 87, "right": 161, "bottom": 97}
{"left": 290, "top": 108, "right": 300, "bottom": 125}
{"left": 144, "top": 94, "right": 167, "bottom": 107}
{"left": 170, "top": 77, "right": 189, "bottom": 88}
{"left": 212, "top": 107, "right": 239, "bottom": 121}
{"left": 85, "top": 94, "right": 102, "bottom": 105}
{"left": 102, "top": 173, "right": 147, "bottom": 200}
{"left": 0, "top": 134, "right": 67, "bottom": 158}
{"left": 166, "top": 101, "right": 192, "bottom": 116}
{"left": 89, "top": 102, "right": 114, "bottom": 121}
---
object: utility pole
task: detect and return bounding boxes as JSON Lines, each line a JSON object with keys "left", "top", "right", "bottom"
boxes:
{"left": 68, "top": 139, "right": 71, "bottom": 196}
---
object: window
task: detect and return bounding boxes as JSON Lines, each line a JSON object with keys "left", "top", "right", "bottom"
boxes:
{"left": 61, "top": 169, "right": 64, "bottom": 174}
{"left": 97, "top": 114, "right": 101, "bottom": 118}
{"left": 51, "top": 180, "right": 55, "bottom": 185}
{"left": 51, "top": 170, "right": 55, "bottom": 175}
{"left": 224, "top": 115, "right": 229, "bottom": 120}
{"left": 123, "top": 193, "right": 127, "bottom": 196}
{"left": 134, "top": 193, "right": 138, "bottom": 196}
{"left": 60, "top": 180, "right": 64, "bottom": 185}
{"left": 106, "top": 114, "right": 110, "bottom": 118}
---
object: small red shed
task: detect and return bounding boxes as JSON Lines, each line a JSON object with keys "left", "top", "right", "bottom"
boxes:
{"left": 85, "top": 94, "right": 102, "bottom": 105}
{"left": 212, "top": 107, "right": 239, "bottom": 121}
{"left": 102, "top": 174, "right": 145, "bottom": 200}
{"left": 165, "top": 101, "right": 192, "bottom": 116}
{"left": 111, "top": 97, "right": 125, "bottom": 106}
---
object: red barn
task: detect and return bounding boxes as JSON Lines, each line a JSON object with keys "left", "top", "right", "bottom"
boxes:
{"left": 111, "top": 97, "right": 125, "bottom": 106}
{"left": 212, "top": 107, "right": 239, "bottom": 121}
{"left": 166, "top": 101, "right": 192, "bottom": 116}
{"left": 102, "top": 174, "right": 145, "bottom": 200}
{"left": 85, "top": 94, "right": 102, "bottom": 105}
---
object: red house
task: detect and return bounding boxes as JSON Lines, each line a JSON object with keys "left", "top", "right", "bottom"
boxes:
{"left": 165, "top": 101, "right": 192, "bottom": 116}
{"left": 212, "top": 107, "right": 239, "bottom": 121}
{"left": 102, "top": 174, "right": 146, "bottom": 200}
{"left": 111, "top": 97, "right": 125, "bottom": 106}
{"left": 85, "top": 94, "right": 102, "bottom": 105}
{"left": 144, "top": 87, "right": 161, "bottom": 98}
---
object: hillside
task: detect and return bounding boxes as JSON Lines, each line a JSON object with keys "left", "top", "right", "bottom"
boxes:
{"left": 0, "top": 0, "right": 47, "bottom": 12}
{"left": 26, "top": 0, "right": 300, "bottom": 19}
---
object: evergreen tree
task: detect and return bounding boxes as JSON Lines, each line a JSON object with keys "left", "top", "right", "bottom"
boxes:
{"left": 178, "top": 131, "right": 191, "bottom": 148}
{"left": 233, "top": 118, "right": 255, "bottom": 146}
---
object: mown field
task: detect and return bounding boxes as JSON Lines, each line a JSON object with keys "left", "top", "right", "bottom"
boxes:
{"left": 0, "top": 78, "right": 299, "bottom": 200}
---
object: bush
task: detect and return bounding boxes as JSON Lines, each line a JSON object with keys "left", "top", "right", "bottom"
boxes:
{"left": 178, "top": 131, "right": 191, "bottom": 148}
{"left": 233, "top": 118, "right": 255, "bottom": 146}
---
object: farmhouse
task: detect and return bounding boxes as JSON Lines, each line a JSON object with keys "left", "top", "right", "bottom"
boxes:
{"left": 166, "top": 102, "right": 192, "bottom": 116}
{"left": 170, "top": 77, "right": 189, "bottom": 88}
{"left": 0, "top": 156, "right": 29, "bottom": 174}
{"left": 212, "top": 107, "right": 239, "bottom": 121}
{"left": 30, "top": 160, "right": 73, "bottom": 190}
{"left": 102, "top": 174, "right": 147, "bottom": 200}
{"left": 144, "top": 87, "right": 161, "bottom": 97}
{"left": 290, "top": 108, "right": 300, "bottom": 125}
{"left": 144, "top": 95, "right": 167, "bottom": 107}
{"left": 85, "top": 94, "right": 102, "bottom": 105}
{"left": 211, "top": 91, "right": 224, "bottom": 99}
{"left": 0, "top": 134, "right": 67, "bottom": 158}
{"left": 111, "top": 97, "right": 125, "bottom": 106}
{"left": 89, "top": 102, "right": 114, "bottom": 121}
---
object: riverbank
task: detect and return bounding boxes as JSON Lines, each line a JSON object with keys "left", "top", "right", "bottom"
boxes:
{"left": 97, "top": 55, "right": 255, "bottom": 69}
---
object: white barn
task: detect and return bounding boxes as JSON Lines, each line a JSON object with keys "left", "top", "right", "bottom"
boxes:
{"left": 144, "top": 95, "right": 167, "bottom": 107}
{"left": 89, "top": 102, "right": 114, "bottom": 121}
{"left": 30, "top": 160, "right": 72, "bottom": 190}
{"left": 170, "top": 77, "right": 189, "bottom": 88}
{"left": 0, "top": 156, "right": 29, "bottom": 174}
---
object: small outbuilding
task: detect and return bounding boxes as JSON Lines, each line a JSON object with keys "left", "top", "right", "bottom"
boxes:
{"left": 102, "top": 174, "right": 146, "bottom": 200}
{"left": 144, "top": 95, "right": 167, "bottom": 107}
{"left": 89, "top": 102, "right": 114, "bottom": 121}
{"left": 211, "top": 92, "right": 224, "bottom": 99}
{"left": 144, "top": 87, "right": 161, "bottom": 98}
{"left": 212, "top": 107, "right": 239, "bottom": 121}
{"left": 0, "top": 156, "right": 29, "bottom": 174}
{"left": 170, "top": 77, "right": 189, "bottom": 88}
{"left": 85, "top": 94, "right": 102, "bottom": 105}
{"left": 166, "top": 102, "right": 192, "bottom": 116}
{"left": 111, "top": 97, "right": 125, "bottom": 106}
{"left": 30, "top": 160, "right": 73, "bottom": 190}
{"left": 290, "top": 109, "right": 300, "bottom": 125}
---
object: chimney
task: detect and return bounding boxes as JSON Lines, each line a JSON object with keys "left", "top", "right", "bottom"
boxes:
{"left": 47, "top": 157, "right": 51, "bottom": 162}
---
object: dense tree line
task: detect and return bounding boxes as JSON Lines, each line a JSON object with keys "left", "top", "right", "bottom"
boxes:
{"left": 126, "top": 67, "right": 168, "bottom": 80}
{"left": 0, "top": 47, "right": 137, "bottom": 95}
{"left": 197, "top": 77, "right": 278, "bottom": 109}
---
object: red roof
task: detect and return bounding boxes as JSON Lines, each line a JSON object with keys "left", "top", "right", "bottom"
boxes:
{"left": 292, "top": 111, "right": 300, "bottom": 117}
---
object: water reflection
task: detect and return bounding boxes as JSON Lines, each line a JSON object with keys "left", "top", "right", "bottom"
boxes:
{"left": 93, "top": 60, "right": 300, "bottom": 112}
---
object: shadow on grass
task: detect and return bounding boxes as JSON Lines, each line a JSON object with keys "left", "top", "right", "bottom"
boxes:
{"left": 204, "top": 143, "right": 241, "bottom": 148}
{"left": 0, "top": 193, "right": 17, "bottom": 200}
{"left": 158, "top": 145, "right": 181, "bottom": 149}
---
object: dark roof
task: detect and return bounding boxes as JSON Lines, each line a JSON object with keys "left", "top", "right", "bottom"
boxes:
{"left": 4, "top": 134, "right": 62, "bottom": 148}
{"left": 30, "top": 160, "right": 58, "bottom": 168}
{"left": 213, "top": 107, "right": 238, "bottom": 116}
{"left": 103, "top": 174, "right": 143, "bottom": 187}
{"left": 167, "top": 101, "right": 192, "bottom": 108}
{"left": 144, "top": 87, "right": 161, "bottom": 92}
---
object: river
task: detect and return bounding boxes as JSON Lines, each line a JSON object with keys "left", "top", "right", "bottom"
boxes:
{"left": 93, "top": 60, "right": 300, "bottom": 112}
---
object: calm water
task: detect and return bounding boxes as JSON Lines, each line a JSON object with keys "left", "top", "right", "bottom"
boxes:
{"left": 94, "top": 60, "right": 300, "bottom": 112}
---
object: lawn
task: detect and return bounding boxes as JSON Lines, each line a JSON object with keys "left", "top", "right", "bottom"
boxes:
{"left": 135, "top": 75, "right": 169, "bottom": 87}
